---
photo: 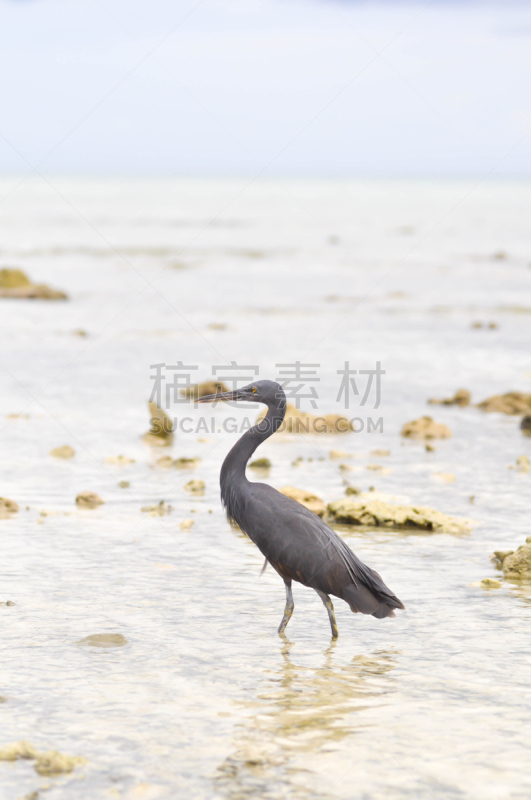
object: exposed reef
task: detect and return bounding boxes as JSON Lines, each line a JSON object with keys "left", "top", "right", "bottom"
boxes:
{"left": 279, "top": 486, "right": 326, "bottom": 517}
{"left": 401, "top": 416, "right": 452, "bottom": 440}
{"left": 0, "top": 268, "right": 67, "bottom": 300}
{"left": 327, "top": 497, "right": 473, "bottom": 534}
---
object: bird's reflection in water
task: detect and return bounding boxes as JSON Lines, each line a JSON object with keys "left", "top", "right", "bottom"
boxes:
{"left": 215, "top": 639, "right": 397, "bottom": 800}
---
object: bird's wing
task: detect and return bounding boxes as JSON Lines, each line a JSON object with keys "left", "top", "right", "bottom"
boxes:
{"left": 252, "top": 486, "right": 404, "bottom": 609}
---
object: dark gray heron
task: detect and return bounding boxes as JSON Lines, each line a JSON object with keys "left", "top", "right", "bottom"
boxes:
{"left": 199, "top": 380, "right": 404, "bottom": 639}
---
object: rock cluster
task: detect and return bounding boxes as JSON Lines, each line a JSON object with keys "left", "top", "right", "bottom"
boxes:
{"left": 492, "top": 538, "right": 531, "bottom": 580}
{"left": 0, "top": 740, "right": 84, "bottom": 775}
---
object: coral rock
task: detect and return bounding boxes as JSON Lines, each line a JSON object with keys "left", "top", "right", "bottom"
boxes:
{"left": 401, "top": 416, "right": 452, "bottom": 440}
{"left": 327, "top": 498, "right": 473, "bottom": 534}
{"left": 480, "top": 578, "right": 502, "bottom": 589}
{"left": 75, "top": 491, "right": 104, "bottom": 509}
{"left": 143, "top": 402, "right": 174, "bottom": 446}
{"left": 0, "top": 498, "right": 19, "bottom": 518}
{"left": 141, "top": 501, "right": 172, "bottom": 516}
{"left": 50, "top": 445, "right": 75, "bottom": 459}
{"left": 428, "top": 388, "right": 471, "bottom": 407}
{"left": 249, "top": 457, "right": 271, "bottom": 469}
{"left": 78, "top": 633, "right": 128, "bottom": 647}
{"left": 184, "top": 480, "right": 205, "bottom": 494}
{"left": 0, "top": 268, "right": 67, "bottom": 300}
{"left": 495, "top": 539, "right": 531, "bottom": 580}
{"left": 279, "top": 486, "right": 326, "bottom": 517}
{"left": 477, "top": 392, "right": 531, "bottom": 415}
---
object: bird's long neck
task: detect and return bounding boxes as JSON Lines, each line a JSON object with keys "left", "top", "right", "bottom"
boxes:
{"left": 220, "top": 398, "right": 286, "bottom": 496}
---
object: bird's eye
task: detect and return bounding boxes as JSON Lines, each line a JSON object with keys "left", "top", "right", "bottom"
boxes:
{"left": 252, "top": 387, "right": 257, "bottom": 393}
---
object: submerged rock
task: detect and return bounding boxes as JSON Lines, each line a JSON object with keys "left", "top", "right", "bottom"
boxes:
{"left": 249, "top": 457, "right": 271, "bottom": 469}
{"left": 78, "top": 633, "right": 128, "bottom": 648}
{"left": 173, "top": 457, "right": 200, "bottom": 469}
{"left": 493, "top": 537, "right": 531, "bottom": 580}
{"left": 180, "top": 380, "right": 229, "bottom": 400}
{"left": 75, "top": 491, "right": 104, "bottom": 509}
{"left": 0, "top": 498, "right": 19, "bottom": 518}
{"left": 279, "top": 486, "right": 326, "bottom": 517}
{"left": 521, "top": 415, "right": 531, "bottom": 435}
{"left": 401, "top": 416, "right": 452, "bottom": 440}
{"left": 329, "top": 449, "right": 354, "bottom": 459}
{"left": 155, "top": 455, "right": 200, "bottom": 468}
{"left": 35, "top": 749, "right": 85, "bottom": 776}
{"left": 0, "top": 268, "right": 67, "bottom": 300}
{"left": 180, "top": 519, "right": 195, "bottom": 530}
{"left": 143, "top": 402, "right": 174, "bottom": 446}
{"left": 103, "top": 455, "right": 135, "bottom": 466}
{"left": 327, "top": 498, "right": 473, "bottom": 534}
{"left": 0, "top": 740, "right": 84, "bottom": 775}
{"left": 141, "top": 500, "right": 172, "bottom": 516}
{"left": 366, "top": 464, "right": 392, "bottom": 475}
{"left": 477, "top": 392, "right": 531, "bottom": 415}
{"left": 50, "top": 445, "right": 75, "bottom": 459}
{"left": 0, "top": 740, "right": 37, "bottom": 761}
{"left": 516, "top": 455, "right": 530, "bottom": 473}
{"left": 432, "top": 472, "right": 456, "bottom": 483}
{"left": 428, "top": 388, "right": 471, "bottom": 407}
{"left": 184, "top": 480, "right": 205, "bottom": 495}
{"left": 480, "top": 578, "right": 502, "bottom": 589}
{"left": 156, "top": 456, "right": 174, "bottom": 468}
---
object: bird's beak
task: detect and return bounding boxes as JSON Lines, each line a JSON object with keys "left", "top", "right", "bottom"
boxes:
{"left": 197, "top": 390, "right": 246, "bottom": 404}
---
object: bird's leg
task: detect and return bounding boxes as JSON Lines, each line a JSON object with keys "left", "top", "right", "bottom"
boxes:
{"left": 260, "top": 557, "right": 268, "bottom": 576}
{"left": 278, "top": 580, "right": 294, "bottom": 635}
{"left": 316, "top": 590, "right": 339, "bottom": 640}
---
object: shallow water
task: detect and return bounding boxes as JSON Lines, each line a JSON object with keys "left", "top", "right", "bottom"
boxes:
{"left": 0, "top": 177, "right": 530, "bottom": 799}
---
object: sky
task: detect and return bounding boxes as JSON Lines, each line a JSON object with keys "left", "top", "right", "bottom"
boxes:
{"left": 1, "top": 0, "right": 531, "bottom": 177}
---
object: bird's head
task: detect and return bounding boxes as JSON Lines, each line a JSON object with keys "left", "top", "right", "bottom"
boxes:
{"left": 198, "top": 379, "right": 285, "bottom": 407}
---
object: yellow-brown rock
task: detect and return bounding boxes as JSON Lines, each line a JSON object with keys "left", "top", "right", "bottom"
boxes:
{"left": 0, "top": 268, "right": 67, "bottom": 300}
{"left": 493, "top": 538, "right": 531, "bottom": 580}
{"left": 327, "top": 497, "right": 472, "bottom": 534}
{"left": 401, "top": 416, "right": 452, "bottom": 440}
{"left": 428, "top": 388, "right": 471, "bottom": 407}
{"left": 141, "top": 501, "right": 172, "bottom": 516}
{"left": 143, "top": 401, "right": 174, "bottom": 446}
{"left": 279, "top": 486, "right": 326, "bottom": 517}
{"left": 0, "top": 740, "right": 84, "bottom": 775}
{"left": 78, "top": 633, "right": 128, "bottom": 647}
{"left": 75, "top": 491, "right": 104, "bottom": 509}
{"left": 0, "top": 498, "right": 19, "bottom": 518}
{"left": 477, "top": 392, "right": 531, "bottom": 415}
{"left": 184, "top": 479, "right": 205, "bottom": 494}
{"left": 50, "top": 445, "right": 75, "bottom": 459}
